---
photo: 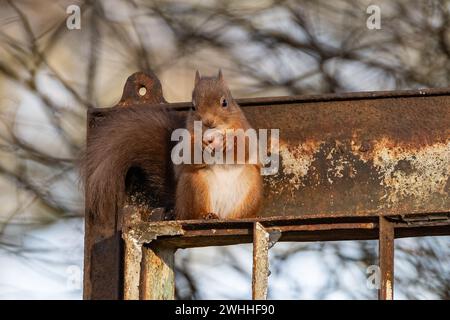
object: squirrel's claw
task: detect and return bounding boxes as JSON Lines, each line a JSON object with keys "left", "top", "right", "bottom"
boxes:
{"left": 203, "top": 212, "right": 220, "bottom": 220}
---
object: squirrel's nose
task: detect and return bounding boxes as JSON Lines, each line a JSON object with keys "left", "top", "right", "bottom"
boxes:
{"left": 202, "top": 117, "right": 216, "bottom": 129}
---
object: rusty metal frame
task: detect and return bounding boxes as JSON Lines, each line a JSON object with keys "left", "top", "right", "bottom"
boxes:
{"left": 120, "top": 211, "right": 449, "bottom": 300}
{"left": 84, "top": 72, "right": 450, "bottom": 300}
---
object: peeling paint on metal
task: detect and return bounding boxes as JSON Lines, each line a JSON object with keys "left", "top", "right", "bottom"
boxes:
{"left": 370, "top": 140, "right": 450, "bottom": 208}
{"left": 278, "top": 141, "right": 323, "bottom": 189}
{"left": 123, "top": 233, "right": 143, "bottom": 300}
{"left": 123, "top": 221, "right": 184, "bottom": 245}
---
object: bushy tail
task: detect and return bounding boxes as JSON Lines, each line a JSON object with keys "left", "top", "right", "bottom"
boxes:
{"left": 81, "top": 107, "right": 182, "bottom": 218}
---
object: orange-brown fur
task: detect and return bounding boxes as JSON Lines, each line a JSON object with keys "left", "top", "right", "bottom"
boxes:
{"left": 175, "top": 70, "right": 262, "bottom": 219}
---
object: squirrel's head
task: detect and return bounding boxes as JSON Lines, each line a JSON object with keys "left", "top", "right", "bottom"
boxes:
{"left": 190, "top": 70, "right": 245, "bottom": 130}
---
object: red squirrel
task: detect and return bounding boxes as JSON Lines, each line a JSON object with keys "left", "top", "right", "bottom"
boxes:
{"left": 83, "top": 70, "right": 262, "bottom": 220}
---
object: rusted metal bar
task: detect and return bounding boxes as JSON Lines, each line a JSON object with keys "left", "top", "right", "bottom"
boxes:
{"left": 120, "top": 211, "right": 447, "bottom": 256}
{"left": 144, "top": 210, "right": 449, "bottom": 228}
{"left": 83, "top": 110, "right": 123, "bottom": 299}
{"left": 99, "top": 86, "right": 450, "bottom": 111}
{"left": 252, "top": 222, "right": 270, "bottom": 300}
{"left": 379, "top": 217, "right": 395, "bottom": 300}
{"left": 139, "top": 243, "right": 176, "bottom": 300}
{"left": 123, "top": 234, "right": 143, "bottom": 300}
{"left": 134, "top": 212, "right": 449, "bottom": 248}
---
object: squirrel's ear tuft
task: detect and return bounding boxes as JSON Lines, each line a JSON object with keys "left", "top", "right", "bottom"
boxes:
{"left": 195, "top": 70, "right": 201, "bottom": 86}
{"left": 217, "top": 69, "right": 224, "bottom": 81}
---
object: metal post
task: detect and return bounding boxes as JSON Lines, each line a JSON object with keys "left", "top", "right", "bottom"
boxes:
{"left": 139, "top": 243, "right": 176, "bottom": 300}
{"left": 378, "top": 216, "right": 395, "bottom": 300}
{"left": 252, "top": 222, "right": 270, "bottom": 299}
{"left": 123, "top": 235, "right": 143, "bottom": 300}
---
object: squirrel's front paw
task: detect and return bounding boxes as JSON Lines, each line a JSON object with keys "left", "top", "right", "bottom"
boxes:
{"left": 203, "top": 212, "right": 220, "bottom": 220}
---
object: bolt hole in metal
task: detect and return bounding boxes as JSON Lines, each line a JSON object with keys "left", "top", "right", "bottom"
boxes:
{"left": 138, "top": 86, "right": 147, "bottom": 96}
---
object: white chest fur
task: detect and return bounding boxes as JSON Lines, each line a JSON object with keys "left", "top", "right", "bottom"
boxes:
{"left": 203, "top": 165, "right": 250, "bottom": 219}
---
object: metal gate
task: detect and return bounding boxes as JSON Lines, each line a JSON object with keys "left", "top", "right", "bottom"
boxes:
{"left": 83, "top": 72, "right": 450, "bottom": 300}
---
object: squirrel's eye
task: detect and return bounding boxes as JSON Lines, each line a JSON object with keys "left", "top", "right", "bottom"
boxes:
{"left": 221, "top": 97, "right": 228, "bottom": 108}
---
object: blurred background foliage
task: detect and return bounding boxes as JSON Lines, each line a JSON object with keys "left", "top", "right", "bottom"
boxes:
{"left": 0, "top": 0, "right": 448, "bottom": 299}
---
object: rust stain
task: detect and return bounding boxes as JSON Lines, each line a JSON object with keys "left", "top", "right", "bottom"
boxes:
{"left": 263, "top": 136, "right": 449, "bottom": 216}
{"left": 370, "top": 139, "right": 449, "bottom": 208}
{"left": 273, "top": 138, "right": 449, "bottom": 208}
{"left": 277, "top": 140, "right": 322, "bottom": 190}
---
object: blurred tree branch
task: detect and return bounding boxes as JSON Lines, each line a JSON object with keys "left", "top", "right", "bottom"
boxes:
{"left": 0, "top": 0, "right": 448, "bottom": 299}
